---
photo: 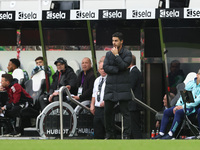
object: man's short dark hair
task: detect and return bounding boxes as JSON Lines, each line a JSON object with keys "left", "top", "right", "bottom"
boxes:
{"left": 10, "top": 58, "right": 20, "bottom": 68}
{"left": 2, "top": 74, "right": 13, "bottom": 83}
{"left": 112, "top": 32, "right": 124, "bottom": 41}
{"left": 35, "top": 56, "right": 43, "bottom": 62}
{"left": 170, "top": 60, "right": 180, "bottom": 68}
{"left": 131, "top": 55, "right": 136, "bottom": 66}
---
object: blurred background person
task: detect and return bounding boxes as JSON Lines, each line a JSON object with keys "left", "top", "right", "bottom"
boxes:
{"left": 129, "top": 54, "right": 143, "bottom": 139}
{"left": 168, "top": 60, "right": 185, "bottom": 94}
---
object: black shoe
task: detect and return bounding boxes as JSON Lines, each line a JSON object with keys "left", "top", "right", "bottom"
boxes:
{"left": 152, "top": 134, "right": 164, "bottom": 139}
{"left": 161, "top": 134, "right": 173, "bottom": 139}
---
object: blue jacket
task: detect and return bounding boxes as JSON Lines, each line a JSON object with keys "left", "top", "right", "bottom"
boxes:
{"left": 176, "top": 77, "right": 200, "bottom": 113}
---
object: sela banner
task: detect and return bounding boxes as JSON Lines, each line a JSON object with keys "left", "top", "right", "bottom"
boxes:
{"left": 0, "top": 11, "right": 15, "bottom": 21}
{"left": 99, "top": 9, "right": 126, "bottom": 20}
{"left": 70, "top": 10, "right": 98, "bottom": 20}
{"left": 156, "top": 8, "right": 183, "bottom": 19}
{"left": 43, "top": 10, "right": 70, "bottom": 20}
{"left": 184, "top": 8, "right": 200, "bottom": 18}
{"left": 15, "top": 10, "right": 42, "bottom": 21}
{"left": 127, "top": 9, "right": 155, "bottom": 19}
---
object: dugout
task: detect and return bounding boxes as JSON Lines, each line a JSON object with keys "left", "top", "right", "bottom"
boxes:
{"left": 0, "top": 0, "right": 200, "bottom": 138}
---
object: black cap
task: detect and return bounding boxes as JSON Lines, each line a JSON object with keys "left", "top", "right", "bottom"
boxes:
{"left": 54, "top": 57, "right": 67, "bottom": 66}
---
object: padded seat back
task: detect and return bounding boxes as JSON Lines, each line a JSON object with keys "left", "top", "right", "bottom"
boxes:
{"left": 12, "top": 68, "right": 24, "bottom": 85}
{"left": 68, "top": 60, "right": 81, "bottom": 76}
{"left": 25, "top": 70, "right": 46, "bottom": 107}
{"left": 184, "top": 72, "right": 196, "bottom": 85}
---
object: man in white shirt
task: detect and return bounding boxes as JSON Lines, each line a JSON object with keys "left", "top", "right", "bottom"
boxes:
{"left": 90, "top": 61, "right": 107, "bottom": 139}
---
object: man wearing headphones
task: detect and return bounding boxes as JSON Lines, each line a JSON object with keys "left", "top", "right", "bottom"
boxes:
{"left": 39, "top": 57, "right": 78, "bottom": 110}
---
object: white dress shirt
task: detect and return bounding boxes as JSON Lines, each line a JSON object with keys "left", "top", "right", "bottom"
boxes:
{"left": 92, "top": 75, "right": 107, "bottom": 107}
{"left": 130, "top": 65, "right": 136, "bottom": 72}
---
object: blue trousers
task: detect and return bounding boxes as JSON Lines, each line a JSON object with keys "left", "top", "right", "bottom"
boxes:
{"left": 160, "top": 106, "right": 194, "bottom": 134}
{"left": 197, "top": 108, "right": 200, "bottom": 129}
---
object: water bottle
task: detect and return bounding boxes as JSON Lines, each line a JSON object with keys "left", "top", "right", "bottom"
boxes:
{"left": 151, "top": 130, "right": 155, "bottom": 138}
{"left": 156, "top": 129, "right": 159, "bottom": 136}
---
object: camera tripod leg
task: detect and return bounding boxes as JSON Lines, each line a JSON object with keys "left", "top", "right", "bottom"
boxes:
{"left": 176, "top": 119, "right": 186, "bottom": 139}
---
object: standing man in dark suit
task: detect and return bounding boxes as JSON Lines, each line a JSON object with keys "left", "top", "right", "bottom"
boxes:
{"left": 103, "top": 32, "right": 132, "bottom": 139}
{"left": 129, "top": 55, "right": 143, "bottom": 139}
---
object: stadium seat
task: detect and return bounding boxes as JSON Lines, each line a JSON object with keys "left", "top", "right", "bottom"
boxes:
{"left": 20, "top": 70, "right": 46, "bottom": 133}
{"left": 183, "top": 72, "right": 196, "bottom": 85}
{"left": 12, "top": 68, "right": 24, "bottom": 85}
{"left": 25, "top": 70, "right": 46, "bottom": 109}
{"left": 68, "top": 60, "right": 81, "bottom": 76}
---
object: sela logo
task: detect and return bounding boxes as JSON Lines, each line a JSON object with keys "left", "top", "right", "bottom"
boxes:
{"left": 0, "top": 12, "right": 13, "bottom": 20}
{"left": 102, "top": 10, "right": 123, "bottom": 19}
{"left": 160, "top": 9, "right": 180, "bottom": 18}
{"left": 186, "top": 9, "right": 200, "bottom": 17}
{"left": 18, "top": 11, "right": 37, "bottom": 20}
{"left": 46, "top": 11, "right": 66, "bottom": 19}
{"left": 76, "top": 10, "right": 95, "bottom": 19}
{"left": 132, "top": 10, "right": 152, "bottom": 18}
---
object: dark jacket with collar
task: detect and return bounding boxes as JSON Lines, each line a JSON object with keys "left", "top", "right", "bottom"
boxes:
{"left": 49, "top": 66, "right": 77, "bottom": 95}
{"left": 77, "top": 68, "right": 96, "bottom": 101}
{"left": 129, "top": 66, "right": 143, "bottom": 111}
{"left": 103, "top": 47, "right": 132, "bottom": 102}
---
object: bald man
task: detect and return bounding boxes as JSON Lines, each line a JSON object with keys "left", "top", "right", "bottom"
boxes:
{"left": 73, "top": 57, "right": 96, "bottom": 102}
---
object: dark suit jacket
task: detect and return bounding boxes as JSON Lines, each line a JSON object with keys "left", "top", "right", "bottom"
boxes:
{"left": 129, "top": 66, "right": 143, "bottom": 111}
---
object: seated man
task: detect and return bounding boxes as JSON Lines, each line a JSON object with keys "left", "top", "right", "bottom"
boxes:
{"left": 73, "top": 57, "right": 96, "bottom": 102}
{"left": 0, "top": 74, "right": 33, "bottom": 135}
{"left": 154, "top": 69, "right": 200, "bottom": 139}
{"left": 39, "top": 57, "right": 77, "bottom": 110}
{"left": 90, "top": 61, "right": 107, "bottom": 139}
{"left": 168, "top": 60, "right": 185, "bottom": 94}
{"left": 155, "top": 93, "right": 175, "bottom": 128}
{"left": 31, "top": 56, "right": 55, "bottom": 85}
{"left": 7, "top": 58, "right": 29, "bottom": 83}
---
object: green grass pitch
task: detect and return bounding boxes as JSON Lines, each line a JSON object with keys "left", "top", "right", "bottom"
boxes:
{"left": 0, "top": 140, "right": 199, "bottom": 150}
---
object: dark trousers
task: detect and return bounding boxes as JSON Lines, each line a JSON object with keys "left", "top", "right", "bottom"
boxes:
{"left": 130, "top": 111, "right": 143, "bottom": 139}
{"left": 197, "top": 108, "right": 200, "bottom": 129}
{"left": 94, "top": 107, "right": 105, "bottom": 139}
{"left": 160, "top": 106, "right": 194, "bottom": 134}
{"left": 5, "top": 106, "right": 21, "bottom": 118}
{"left": 104, "top": 100, "right": 131, "bottom": 138}
{"left": 4, "top": 106, "right": 22, "bottom": 133}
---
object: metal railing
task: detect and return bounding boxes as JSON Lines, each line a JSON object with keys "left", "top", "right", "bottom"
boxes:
{"left": 131, "top": 89, "right": 158, "bottom": 114}
{"left": 59, "top": 86, "right": 157, "bottom": 139}
{"left": 59, "top": 86, "right": 90, "bottom": 139}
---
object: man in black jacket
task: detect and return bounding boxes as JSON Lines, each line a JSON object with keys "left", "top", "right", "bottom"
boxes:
{"left": 103, "top": 32, "right": 132, "bottom": 139}
{"left": 39, "top": 57, "right": 77, "bottom": 110}
{"left": 129, "top": 55, "right": 143, "bottom": 139}
{"left": 73, "top": 57, "right": 96, "bottom": 102}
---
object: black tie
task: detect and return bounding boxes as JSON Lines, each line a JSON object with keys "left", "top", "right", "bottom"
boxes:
{"left": 97, "top": 78, "right": 104, "bottom": 102}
